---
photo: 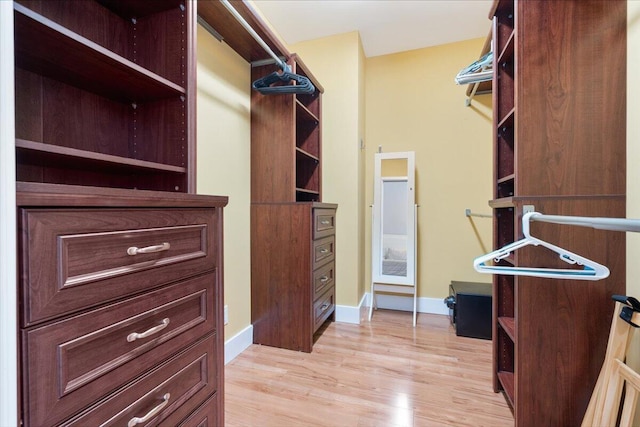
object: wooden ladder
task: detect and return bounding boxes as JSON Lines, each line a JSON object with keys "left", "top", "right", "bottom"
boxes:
{"left": 582, "top": 297, "right": 640, "bottom": 427}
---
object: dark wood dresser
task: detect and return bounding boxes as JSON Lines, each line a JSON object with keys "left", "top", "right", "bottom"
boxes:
{"left": 17, "top": 184, "right": 227, "bottom": 426}
{"left": 251, "top": 202, "right": 337, "bottom": 352}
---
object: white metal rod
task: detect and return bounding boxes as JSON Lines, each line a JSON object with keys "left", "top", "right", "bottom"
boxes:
{"left": 219, "top": 0, "right": 288, "bottom": 71}
{"left": 465, "top": 209, "right": 492, "bottom": 219}
{"left": 530, "top": 213, "right": 640, "bottom": 233}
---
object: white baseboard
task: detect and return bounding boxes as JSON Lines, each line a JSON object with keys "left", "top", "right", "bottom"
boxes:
{"left": 365, "top": 292, "right": 449, "bottom": 316}
{"left": 335, "top": 293, "right": 368, "bottom": 324}
{"left": 224, "top": 324, "right": 253, "bottom": 365}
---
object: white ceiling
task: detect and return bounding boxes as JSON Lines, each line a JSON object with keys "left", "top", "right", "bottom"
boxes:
{"left": 253, "top": 0, "right": 494, "bottom": 58}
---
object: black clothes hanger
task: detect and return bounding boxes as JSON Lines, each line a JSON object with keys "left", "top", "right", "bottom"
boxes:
{"left": 252, "top": 65, "right": 315, "bottom": 95}
{"left": 218, "top": 0, "right": 315, "bottom": 96}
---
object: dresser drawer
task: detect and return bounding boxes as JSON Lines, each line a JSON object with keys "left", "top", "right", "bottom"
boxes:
{"left": 176, "top": 395, "right": 219, "bottom": 427}
{"left": 20, "top": 208, "right": 217, "bottom": 325}
{"left": 313, "top": 261, "right": 335, "bottom": 300}
{"left": 23, "top": 273, "right": 217, "bottom": 427}
{"left": 63, "top": 336, "right": 217, "bottom": 427}
{"left": 312, "top": 235, "right": 335, "bottom": 270}
{"left": 313, "top": 286, "right": 335, "bottom": 332}
{"left": 313, "top": 208, "right": 336, "bottom": 239}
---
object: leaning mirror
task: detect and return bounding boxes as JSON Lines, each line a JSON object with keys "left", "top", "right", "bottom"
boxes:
{"left": 370, "top": 151, "right": 417, "bottom": 325}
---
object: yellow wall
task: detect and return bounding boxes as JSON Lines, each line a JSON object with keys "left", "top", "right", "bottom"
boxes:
{"left": 627, "top": 1, "right": 640, "bottom": 421}
{"left": 291, "top": 32, "right": 366, "bottom": 307}
{"left": 365, "top": 39, "right": 493, "bottom": 299}
{"left": 196, "top": 26, "right": 252, "bottom": 339}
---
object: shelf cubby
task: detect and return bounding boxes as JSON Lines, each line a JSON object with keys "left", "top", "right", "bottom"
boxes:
{"left": 13, "top": 0, "right": 192, "bottom": 192}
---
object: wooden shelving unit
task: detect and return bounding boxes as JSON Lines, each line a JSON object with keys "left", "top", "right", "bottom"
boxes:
{"left": 488, "top": 0, "right": 627, "bottom": 425}
{"left": 198, "top": 0, "right": 337, "bottom": 353}
{"left": 10, "top": 1, "right": 225, "bottom": 425}
{"left": 14, "top": 0, "right": 195, "bottom": 192}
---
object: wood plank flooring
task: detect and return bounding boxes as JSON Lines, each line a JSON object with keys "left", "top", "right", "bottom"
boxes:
{"left": 225, "top": 310, "right": 514, "bottom": 426}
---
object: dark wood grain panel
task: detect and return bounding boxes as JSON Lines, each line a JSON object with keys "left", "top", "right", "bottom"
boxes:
{"left": 134, "top": 96, "right": 187, "bottom": 166}
{"left": 97, "top": 0, "right": 181, "bottom": 20}
{"left": 62, "top": 335, "right": 217, "bottom": 427}
{"left": 17, "top": 0, "right": 130, "bottom": 57}
{"left": 14, "top": 68, "right": 43, "bottom": 143}
{"left": 313, "top": 208, "right": 336, "bottom": 239}
{"left": 176, "top": 395, "right": 218, "bottom": 427}
{"left": 134, "top": 5, "right": 186, "bottom": 86}
{"left": 16, "top": 182, "right": 228, "bottom": 207}
{"left": 23, "top": 275, "right": 216, "bottom": 427}
{"left": 313, "top": 262, "right": 335, "bottom": 300}
{"left": 14, "top": 4, "right": 184, "bottom": 103}
{"left": 516, "top": 0, "right": 626, "bottom": 197}
{"left": 250, "top": 64, "right": 296, "bottom": 203}
{"left": 514, "top": 197, "right": 624, "bottom": 426}
{"left": 251, "top": 203, "right": 313, "bottom": 352}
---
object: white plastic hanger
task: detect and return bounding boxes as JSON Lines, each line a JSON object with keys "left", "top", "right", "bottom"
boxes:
{"left": 473, "top": 212, "right": 610, "bottom": 280}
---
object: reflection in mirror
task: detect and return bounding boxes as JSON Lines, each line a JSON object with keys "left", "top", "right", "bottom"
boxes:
{"left": 381, "top": 179, "right": 408, "bottom": 277}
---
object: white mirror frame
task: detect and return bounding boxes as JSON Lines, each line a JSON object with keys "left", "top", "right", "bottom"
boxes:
{"left": 372, "top": 151, "right": 416, "bottom": 286}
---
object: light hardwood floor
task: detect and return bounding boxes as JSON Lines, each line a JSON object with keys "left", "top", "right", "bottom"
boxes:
{"left": 225, "top": 310, "right": 514, "bottom": 426}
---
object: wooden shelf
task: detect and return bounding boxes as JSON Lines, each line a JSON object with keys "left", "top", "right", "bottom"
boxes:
{"left": 498, "top": 317, "right": 516, "bottom": 342}
{"left": 489, "top": 197, "right": 515, "bottom": 209}
{"left": 296, "top": 147, "right": 320, "bottom": 163}
{"left": 14, "top": 3, "right": 185, "bottom": 103}
{"left": 498, "top": 371, "right": 515, "bottom": 408}
{"left": 97, "top": 0, "right": 181, "bottom": 19}
{"left": 497, "top": 174, "right": 515, "bottom": 184}
{"left": 296, "top": 100, "right": 319, "bottom": 123}
{"left": 497, "top": 31, "right": 515, "bottom": 65}
{"left": 296, "top": 187, "right": 320, "bottom": 195}
{"left": 16, "top": 139, "right": 186, "bottom": 174}
{"left": 497, "top": 108, "right": 515, "bottom": 130}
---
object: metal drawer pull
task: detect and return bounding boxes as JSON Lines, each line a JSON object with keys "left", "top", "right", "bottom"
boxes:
{"left": 127, "top": 393, "right": 170, "bottom": 427}
{"left": 320, "top": 219, "right": 331, "bottom": 225}
{"left": 127, "top": 242, "right": 170, "bottom": 256}
{"left": 320, "top": 303, "right": 330, "bottom": 312}
{"left": 127, "top": 318, "right": 170, "bottom": 342}
{"left": 320, "top": 276, "right": 329, "bottom": 283}
{"left": 319, "top": 248, "right": 329, "bottom": 254}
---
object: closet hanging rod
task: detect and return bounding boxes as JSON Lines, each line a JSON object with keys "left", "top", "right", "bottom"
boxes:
{"left": 529, "top": 212, "right": 640, "bottom": 233}
{"left": 465, "top": 209, "right": 492, "bottom": 218}
{"left": 219, "top": 0, "right": 289, "bottom": 71}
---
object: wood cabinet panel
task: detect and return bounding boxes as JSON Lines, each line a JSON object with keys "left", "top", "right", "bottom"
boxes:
{"left": 62, "top": 336, "right": 217, "bottom": 427}
{"left": 13, "top": 0, "right": 195, "bottom": 192}
{"left": 252, "top": 203, "right": 336, "bottom": 352}
{"left": 312, "top": 235, "right": 335, "bottom": 269}
{"left": 23, "top": 274, "right": 217, "bottom": 427}
{"left": 313, "top": 208, "right": 336, "bottom": 239}
{"left": 313, "top": 286, "right": 335, "bottom": 332}
{"left": 488, "top": 1, "right": 626, "bottom": 425}
{"left": 176, "top": 395, "right": 218, "bottom": 427}
{"left": 313, "top": 262, "right": 335, "bottom": 300}
{"left": 20, "top": 207, "right": 217, "bottom": 325}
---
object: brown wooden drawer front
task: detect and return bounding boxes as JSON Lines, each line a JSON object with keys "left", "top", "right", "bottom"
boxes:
{"left": 313, "top": 261, "right": 334, "bottom": 300}
{"left": 175, "top": 395, "right": 218, "bottom": 427}
{"left": 20, "top": 208, "right": 217, "bottom": 325}
{"left": 312, "top": 235, "right": 335, "bottom": 270}
{"left": 313, "top": 208, "right": 336, "bottom": 239}
{"left": 313, "top": 286, "right": 335, "bottom": 332}
{"left": 63, "top": 336, "right": 217, "bottom": 427}
{"left": 24, "top": 273, "right": 217, "bottom": 427}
